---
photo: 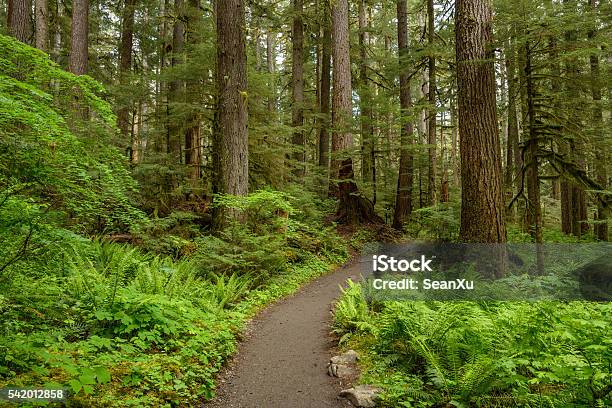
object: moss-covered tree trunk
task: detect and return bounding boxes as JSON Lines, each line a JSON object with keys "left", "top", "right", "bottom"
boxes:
{"left": 589, "top": 0, "right": 607, "bottom": 241}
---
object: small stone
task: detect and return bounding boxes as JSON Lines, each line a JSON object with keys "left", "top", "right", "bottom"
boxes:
{"left": 328, "top": 350, "right": 359, "bottom": 379}
{"left": 339, "top": 385, "right": 381, "bottom": 408}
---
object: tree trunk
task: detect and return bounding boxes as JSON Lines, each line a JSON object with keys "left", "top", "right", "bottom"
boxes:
{"left": 505, "top": 40, "right": 519, "bottom": 195}
{"left": 35, "top": 0, "right": 48, "bottom": 51}
{"left": 184, "top": 0, "right": 201, "bottom": 184}
{"left": 392, "top": 0, "right": 414, "bottom": 230}
{"left": 69, "top": 0, "right": 88, "bottom": 75}
{"left": 331, "top": 0, "right": 380, "bottom": 225}
{"left": 318, "top": 12, "right": 331, "bottom": 191}
{"left": 564, "top": 0, "right": 587, "bottom": 237}
{"left": 358, "top": 0, "right": 374, "bottom": 200}
{"left": 291, "top": 0, "right": 305, "bottom": 179}
{"left": 266, "top": 30, "right": 276, "bottom": 113}
{"left": 8, "top": 0, "right": 33, "bottom": 44}
{"left": 426, "top": 0, "right": 437, "bottom": 206}
{"left": 117, "top": 0, "right": 136, "bottom": 157}
{"left": 524, "top": 41, "right": 543, "bottom": 247}
{"left": 167, "top": 0, "right": 184, "bottom": 157}
{"left": 450, "top": 100, "right": 459, "bottom": 187}
{"left": 589, "top": 0, "right": 607, "bottom": 241}
{"left": 212, "top": 0, "right": 249, "bottom": 228}
{"left": 456, "top": 0, "right": 506, "bottom": 243}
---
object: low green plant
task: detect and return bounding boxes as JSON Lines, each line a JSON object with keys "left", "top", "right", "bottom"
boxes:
{"left": 335, "top": 295, "right": 612, "bottom": 407}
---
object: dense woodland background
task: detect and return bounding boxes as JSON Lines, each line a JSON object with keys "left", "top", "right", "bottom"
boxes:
{"left": 1, "top": 0, "right": 610, "bottom": 239}
{"left": 0, "top": 0, "right": 611, "bottom": 406}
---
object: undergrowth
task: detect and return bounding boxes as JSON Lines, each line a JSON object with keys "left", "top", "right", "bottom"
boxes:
{"left": 0, "top": 190, "right": 349, "bottom": 407}
{"left": 333, "top": 282, "right": 611, "bottom": 408}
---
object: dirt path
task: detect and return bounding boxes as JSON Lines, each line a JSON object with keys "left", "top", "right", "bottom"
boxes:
{"left": 205, "top": 260, "right": 364, "bottom": 408}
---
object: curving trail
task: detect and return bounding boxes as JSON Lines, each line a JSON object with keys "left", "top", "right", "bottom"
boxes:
{"left": 205, "top": 260, "right": 363, "bottom": 408}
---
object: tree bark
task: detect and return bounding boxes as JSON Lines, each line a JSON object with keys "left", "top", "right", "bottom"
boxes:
{"left": 318, "top": 11, "right": 331, "bottom": 191}
{"left": 266, "top": 30, "right": 276, "bottom": 113}
{"left": 392, "top": 0, "right": 414, "bottom": 230}
{"left": 505, "top": 40, "right": 519, "bottom": 195}
{"left": 167, "top": 0, "right": 185, "bottom": 157}
{"left": 117, "top": 0, "right": 136, "bottom": 158}
{"left": 426, "top": 0, "right": 437, "bottom": 205}
{"left": 331, "top": 0, "right": 380, "bottom": 225}
{"left": 589, "top": 0, "right": 607, "bottom": 241}
{"left": 358, "top": 0, "right": 374, "bottom": 199}
{"left": 456, "top": 0, "right": 506, "bottom": 243}
{"left": 524, "top": 41, "right": 543, "bottom": 248}
{"left": 212, "top": 0, "right": 249, "bottom": 228}
{"left": 69, "top": 0, "right": 88, "bottom": 75}
{"left": 291, "top": 0, "right": 305, "bottom": 179}
{"left": 8, "top": 0, "right": 33, "bottom": 44}
{"left": 35, "top": 0, "right": 48, "bottom": 51}
{"left": 184, "top": 0, "right": 201, "bottom": 183}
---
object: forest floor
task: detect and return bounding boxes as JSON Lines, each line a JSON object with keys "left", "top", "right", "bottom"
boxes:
{"left": 204, "top": 258, "right": 364, "bottom": 408}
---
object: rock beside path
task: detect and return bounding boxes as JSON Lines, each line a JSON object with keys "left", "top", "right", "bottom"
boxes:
{"left": 328, "top": 350, "right": 359, "bottom": 379}
{"left": 339, "top": 385, "right": 381, "bottom": 407}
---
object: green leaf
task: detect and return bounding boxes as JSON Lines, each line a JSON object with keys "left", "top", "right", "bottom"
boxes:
{"left": 69, "top": 379, "right": 82, "bottom": 393}
{"left": 94, "top": 366, "right": 111, "bottom": 384}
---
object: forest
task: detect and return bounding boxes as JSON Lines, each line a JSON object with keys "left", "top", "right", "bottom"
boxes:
{"left": 0, "top": 0, "right": 610, "bottom": 406}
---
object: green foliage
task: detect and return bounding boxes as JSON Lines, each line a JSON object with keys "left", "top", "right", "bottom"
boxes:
{"left": 409, "top": 202, "right": 461, "bottom": 241}
{"left": 1, "top": 180, "right": 349, "bottom": 407}
{"left": 334, "top": 289, "right": 612, "bottom": 407}
{"left": 333, "top": 280, "right": 377, "bottom": 344}
{"left": 0, "top": 35, "right": 145, "bottom": 235}
{"left": 193, "top": 190, "right": 346, "bottom": 279}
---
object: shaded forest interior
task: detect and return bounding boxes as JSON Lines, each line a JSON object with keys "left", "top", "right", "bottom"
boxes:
{"left": 2, "top": 0, "right": 609, "bottom": 239}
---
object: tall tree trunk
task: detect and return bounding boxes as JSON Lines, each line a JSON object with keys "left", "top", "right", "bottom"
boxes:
{"left": 589, "top": 0, "right": 607, "bottom": 241}
{"left": 291, "top": 0, "right": 305, "bottom": 179}
{"left": 212, "top": 0, "right": 249, "bottom": 228}
{"left": 167, "top": 0, "right": 184, "bottom": 157}
{"left": 563, "top": 0, "right": 587, "bottom": 237}
{"left": 69, "top": 0, "right": 88, "bottom": 75}
{"left": 524, "top": 41, "right": 543, "bottom": 248}
{"left": 50, "top": 0, "right": 62, "bottom": 62}
{"left": 450, "top": 99, "right": 459, "bottom": 187}
{"left": 318, "top": 12, "right": 331, "bottom": 192}
{"left": 426, "top": 0, "right": 437, "bottom": 205}
{"left": 504, "top": 40, "right": 519, "bottom": 193}
{"left": 35, "top": 0, "right": 48, "bottom": 51}
{"left": 331, "top": 0, "right": 380, "bottom": 224}
{"left": 358, "top": 0, "right": 374, "bottom": 200}
{"left": 117, "top": 0, "right": 136, "bottom": 160}
{"left": 392, "top": 0, "right": 414, "bottom": 230}
{"left": 266, "top": 30, "right": 276, "bottom": 113}
{"left": 184, "top": 0, "right": 201, "bottom": 184}
{"left": 456, "top": 0, "right": 506, "bottom": 243}
{"left": 8, "top": 0, "right": 33, "bottom": 44}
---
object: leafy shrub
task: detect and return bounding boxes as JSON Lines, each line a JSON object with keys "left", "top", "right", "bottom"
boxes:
{"left": 408, "top": 202, "right": 460, "bottom": 241}
{"left": 0, "top": 35, "right": 145, "bottom": 234}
